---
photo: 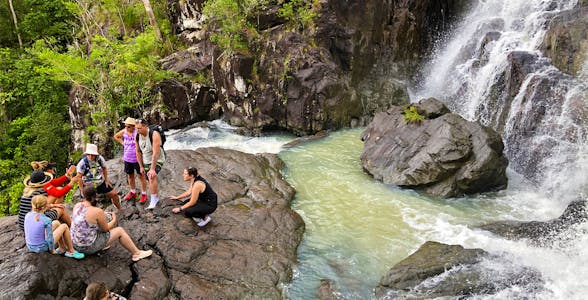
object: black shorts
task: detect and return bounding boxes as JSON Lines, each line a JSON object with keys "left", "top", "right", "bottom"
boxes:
{"left": 144, "top": 163, "right": 162, "bottom": 173}
{"left": 85, "top": 181, "right": 114, "bottom": 194}
{"left": 124, "top": 161, "right": 141, "bottom": 175}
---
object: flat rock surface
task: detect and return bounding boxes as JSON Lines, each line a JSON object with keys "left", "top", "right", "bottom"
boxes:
{"left": 0, "top": 148, "right": 304, "bottom": 299}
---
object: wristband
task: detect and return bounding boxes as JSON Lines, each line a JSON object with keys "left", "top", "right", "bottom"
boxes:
{"left": 179, "top": 206, "right": 183, "bottom": 212}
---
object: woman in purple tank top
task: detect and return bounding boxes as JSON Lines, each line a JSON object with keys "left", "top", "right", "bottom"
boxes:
{"left": 113, "top": 117, "right": 148, "bottom": 203}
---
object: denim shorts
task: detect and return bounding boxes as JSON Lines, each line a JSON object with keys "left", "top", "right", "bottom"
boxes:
{"left": 27, "top": 243, "right": 50, "bottom": 253}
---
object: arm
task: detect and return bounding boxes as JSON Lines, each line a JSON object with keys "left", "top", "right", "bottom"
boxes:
{"left": 170, "top": 187, "right": 191, "bottom": 200}
{"left": 147, "top": 131, "right": 162, "bottom": 178}
{"left": 147, "top": 131, "right": 162, "bottom": 179}
{"left": 44, "top": 176, "right": 78, "bottom": 198}
{"left": 44, "top": 218, "right": 55, "bottom": 251}
{"left": 49, "top": 175, "right": 69, "bottom": 187}
{"left": 135, "top": 139, "right": 144, "bottom": 170}
{"left": 95, "top": 208, "right": 116, "bottom": 232}
{"left": 113, "top": 129, "right": 125, "bottom": 145}
{"left": 173, "top": 182, "right": 204, "bottom": 213}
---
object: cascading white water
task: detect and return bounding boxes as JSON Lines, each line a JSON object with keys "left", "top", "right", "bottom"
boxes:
{"left": 410, "top": 0, "right": 588, "bottom": 298}
{"left": 414, "top": 0, "right": 586, "bottom": 199}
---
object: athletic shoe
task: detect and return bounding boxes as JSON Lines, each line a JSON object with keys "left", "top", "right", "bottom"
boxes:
{"left": 139, "top": 193, "right": 148, "bottom": 203}
{"left": 55, "top": 248, "right": 66, "bottom": 255}
{"left": 132, "top": 249, "right": 153, "bottom": 262}
{"left": 124, "top": 191, "right": 137, "bottom": 201}
{"left": 65, "top": 251, "right": 85, "bottom": 260}
{"left": 197, "top": 215, "right": 212, "bottom": 227}
{"left": 146, "top": 198, "right": 159, "bottom": 210}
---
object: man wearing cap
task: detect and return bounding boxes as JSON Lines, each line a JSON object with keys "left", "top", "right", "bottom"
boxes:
{"left": 75, "top": 143, "right": 122, "bottom": 210}
{"left": 113, "top": 117, "right": 148, "bottom": 203}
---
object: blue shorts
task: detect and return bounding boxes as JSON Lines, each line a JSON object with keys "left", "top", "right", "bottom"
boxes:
{"left": 27, "top": 243, "right": 51, "bottom": 253}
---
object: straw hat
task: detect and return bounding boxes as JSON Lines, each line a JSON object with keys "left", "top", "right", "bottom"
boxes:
{"left": 123, "top": 117, "right": 136, "bottom": 126}
{"left": 84, "top": 143, "right": 100, "bottom": 156}
{"left": 24, "top": 170, "right": 53, "bottom": 187}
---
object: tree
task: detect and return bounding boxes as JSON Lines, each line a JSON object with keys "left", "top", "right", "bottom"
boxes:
{"left": 140, "top": 0, "right": 162, "bottom": 42}
{"left": 8, "top": 0, "right": 22, "bottom": 48}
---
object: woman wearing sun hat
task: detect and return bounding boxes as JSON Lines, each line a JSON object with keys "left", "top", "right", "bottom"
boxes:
{"left": 18, "top": 170, "right": 71, "bottom": 230}
{"left": 113, "top": 117, "right": 148, "bottom": 203}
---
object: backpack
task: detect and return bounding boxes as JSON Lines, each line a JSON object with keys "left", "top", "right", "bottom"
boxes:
{"left": 82, "top": 156, "right": 104, "bottom": 183}
{"left": 135, "top": 124, "right": 166, "bottom": 152}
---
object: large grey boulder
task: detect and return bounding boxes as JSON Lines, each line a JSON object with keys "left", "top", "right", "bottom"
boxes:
{"left": 0, "top": 148, "right": 304, "bottom": 299}
{"left": 375, "top": 241, "right": 543, "bottom": 299}
{"left": 361, "top": 98, "right": 508, "bottom": 198}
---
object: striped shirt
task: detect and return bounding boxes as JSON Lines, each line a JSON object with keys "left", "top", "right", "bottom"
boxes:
{"left": 18, "top": 188, "right": 53, "bottom": 231}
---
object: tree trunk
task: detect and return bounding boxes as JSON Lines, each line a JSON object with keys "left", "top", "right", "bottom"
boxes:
{"left": 141, "top": 0, "right": 163, "bottom": 41}
{"left": 8, "top": 0, "right": 23, "bottom": 48}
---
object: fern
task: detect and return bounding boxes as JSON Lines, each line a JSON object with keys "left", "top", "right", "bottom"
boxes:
{"left": 403, "top": 106, "right": 425, "bottom": 124}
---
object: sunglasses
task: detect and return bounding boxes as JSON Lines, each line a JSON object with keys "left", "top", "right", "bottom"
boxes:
{"left": 125, "top": 125, "right": 134, "bottom": 128}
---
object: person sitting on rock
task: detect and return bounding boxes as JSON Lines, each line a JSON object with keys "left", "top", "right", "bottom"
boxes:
{"left": 24, "top": 195, "right": 84, "bottom": 259}
{"left": 84, "top": 282, "right": 126, "bottom": 300}
{"left": 18, "top": 170, "right": 72, "bottom": 229}
{"left": 31, "top": 161, "right": 80, "bottom": 205}
{"left": 70, "top": 185, "right": 152, "bottom": 262}
{"left": 171, "top": 167, "right": 218, "bottom": 227}
{"left": 75, "top": 143, "right": 121, "bottom": 210}
{"left": 113, "top": 117, "right": 148, "bottom": 203}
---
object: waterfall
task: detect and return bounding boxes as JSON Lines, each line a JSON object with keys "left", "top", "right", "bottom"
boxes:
{"left": 413, "top": 0, "right": 587, "bottom": 200}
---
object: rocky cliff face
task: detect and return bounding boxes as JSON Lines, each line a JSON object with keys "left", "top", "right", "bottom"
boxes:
{"left": 0, "top": 148, "right": 304, "bottom": 299}
{"left": 162, "top": 0, "right": 470, "bottom": 135}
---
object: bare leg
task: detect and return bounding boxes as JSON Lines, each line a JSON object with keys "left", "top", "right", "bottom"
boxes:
{"left": 105, "top": 227, "right": 140, "bottom": 255}
{"left": 128, "top": 173, "right": 136, "bottom": 190}
{"left": 107, "top": 189, "right": 121, "bottom": 210}
{"left": 52, "top": 222, "right": 67, "bottom": 251}
{"left": 150, "top": 177, "right": 158, "bottom": 196}
{"left": 138, "top": 173, "right": 147, "bottom": 193}
{"left": 51, "top": 221, "right": 66, "bottom": 251}
{"left": 54, "top": 207, "right": 72, "bottom": 227}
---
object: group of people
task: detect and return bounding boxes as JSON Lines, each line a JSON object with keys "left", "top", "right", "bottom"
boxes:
{"left": 18, "top": 117, "right": 218, "bottom": 265}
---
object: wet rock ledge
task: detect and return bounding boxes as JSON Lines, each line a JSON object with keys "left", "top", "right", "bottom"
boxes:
{"left": 0, "top": 148, "right": 304, "bottom": 299}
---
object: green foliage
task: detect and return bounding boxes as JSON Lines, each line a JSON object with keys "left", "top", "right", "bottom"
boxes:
{"left": 0, "top": 0, "right": 182, "bottom": 217}
{"left": 403, "top": 106, "right": 425, "bottom": 124}
{"left": 0, "top": 0, "right": 77, "bottom": 48}
{"left": 33, "top": 31, "right": 174, "bottom": 136}
{"left": 278, "top": 0, "right": 320, "bottom": 31}
{"left": 203, "top": 0, "right": 255, "bottom": 55}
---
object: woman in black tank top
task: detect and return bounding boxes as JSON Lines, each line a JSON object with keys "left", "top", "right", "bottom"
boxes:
{"left": 170, "top": 167, "right": 218, "bottom": 227}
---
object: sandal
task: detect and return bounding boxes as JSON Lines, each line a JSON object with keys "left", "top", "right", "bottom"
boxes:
{"left": 65, "top": 251, "right": 85, "bottom": 260}
{"left": 55, "top": 248, "right": 66, "bottom": 255}
{"left": 132, "top": 249, "right": 153, "bottom": 262}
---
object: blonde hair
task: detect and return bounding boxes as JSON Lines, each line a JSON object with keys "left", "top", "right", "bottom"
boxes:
{"left": 31, "top": 195, "right": 47, "bottom": 211}
{"left": 31, "top": 161, "right": 49, "bottom": 171}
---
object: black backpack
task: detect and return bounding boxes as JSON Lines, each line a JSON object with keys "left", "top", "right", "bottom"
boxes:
{"left": 136, "top": 124, "right": 166, "bottom": 152}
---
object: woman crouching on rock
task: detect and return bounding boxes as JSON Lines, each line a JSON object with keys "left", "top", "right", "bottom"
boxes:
{"left": 171, "top": 167, "right": 218, "bottom": 227}
{"left": 70, "top": 185, "right": 152, "bottom": 261}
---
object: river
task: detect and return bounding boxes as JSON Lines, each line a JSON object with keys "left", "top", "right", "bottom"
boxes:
{"left": 164, "top": 0, "right": 588, "bottom": 298}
